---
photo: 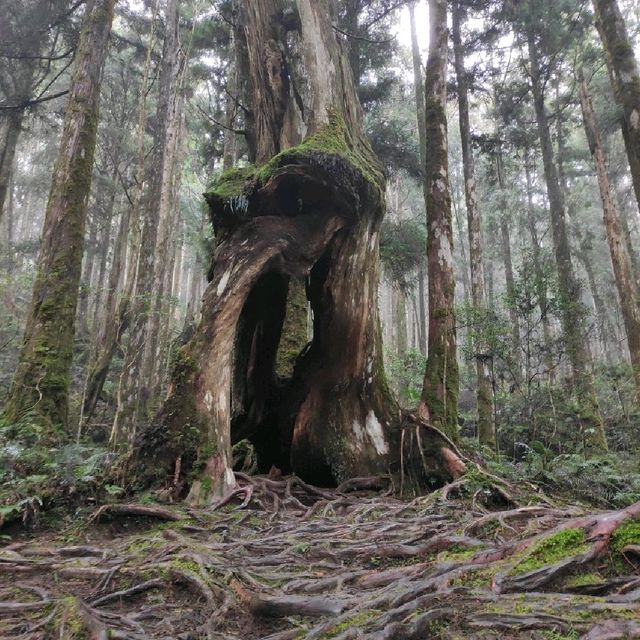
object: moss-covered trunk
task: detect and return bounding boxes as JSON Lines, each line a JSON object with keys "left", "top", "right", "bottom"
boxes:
{"left": 418, "top": 0, "right": 459, "bottom": 439}
{"left": 132, "top": 0, "right": 462, "bottom": 500}
{"left": 592, "top": 0, "right": 640, "bottom": 212}
{"left": 2, "top": 0, "right": 116, "bottom": 433}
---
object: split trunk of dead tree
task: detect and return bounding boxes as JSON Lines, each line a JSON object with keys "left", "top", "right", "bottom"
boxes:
{"left": 132, "top": 0, "right": 463, "bottom": 501}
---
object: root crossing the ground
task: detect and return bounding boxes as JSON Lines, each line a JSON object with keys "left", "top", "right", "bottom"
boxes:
{"left": 1, "top": 473, "right": 640, "bottom": 639}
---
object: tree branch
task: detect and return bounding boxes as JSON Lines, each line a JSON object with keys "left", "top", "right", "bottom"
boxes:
{"left": 0, "top": 89, "right": 69, "bottom": 111}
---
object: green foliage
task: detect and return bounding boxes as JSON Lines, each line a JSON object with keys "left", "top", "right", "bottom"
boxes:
{"left": 385, "top": 348, "right": 426, "bottom": 406}
{"left": 379, "top": 219, "right": 426, "bottom": 289}
{"left": 0, "top": 414, "right": 119, "bottom": 527}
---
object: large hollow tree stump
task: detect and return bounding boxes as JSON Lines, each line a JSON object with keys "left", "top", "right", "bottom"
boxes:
{"left": 131, "top": 0, "right": 465, "bottom": 501}
{"left": 132, "top": 114, "right": 462, "bottom": 501}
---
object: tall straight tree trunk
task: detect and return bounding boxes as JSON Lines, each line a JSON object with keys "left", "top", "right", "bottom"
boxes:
{"left": 452, "top": 0, "right": 495, "bottom": 447}
{"left": 112, "top": 0, "right": 181, "bottom": 446}
{"left": 556, "top": 80, "right": 615, "bottom": 366}
{"left": 451, "top": 191, "right": 471, "bottom": 305}
{"left": 524, "top": 152, "right": 554, "bottom": 379}
{"left": 81, "top": 206, "right": 131, "bottom": 423}
{"left": 580, "top": 74, "right": 640, "bottom": 400}
{"left": 418, "top": 0, "right": 459, "bottom": 438}
{"left": 76, "top": 211, "right": 98, "bottom": 337}
{"left": 0, "top": 110, "right": 27, "bottom": 225}
{"left": 526, "top": 26, "right": 608, "bottom": 453}
{"left": 3, "top": 0, "right": 116, "bottom": 433}
{"left": 409, "top": 1, "right": 427, "bottom": 165}
{"left": 495, "top": 142, "right": 522, "bottom": 376}
{"left": 132, "top": 0, "right": 464, "bottom": 501}
{"left": 140, "top": 67, "right": 186, "bottom": 418}
{"left": 0, "top": 55, "right": 37, "bottom": 224}
{"left": 80, "top": 0, "right": 160, "bottom": 427}
{"left": 409, "top": 2, "right": 427, "bottom": 356}
{"left": 223, "top": 46, "right": 237, "bottom": 171}
{"left": 592, "top": 0, "right": 640, "bottom": 211}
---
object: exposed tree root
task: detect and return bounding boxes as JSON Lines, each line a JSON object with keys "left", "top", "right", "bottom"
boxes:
{"left": 1, "top": 473, "right": 639, "bottom": 639}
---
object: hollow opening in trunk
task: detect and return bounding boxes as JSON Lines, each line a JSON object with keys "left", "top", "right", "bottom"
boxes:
{"left": 230, "top": 269, "right": 314, "bottom": 475}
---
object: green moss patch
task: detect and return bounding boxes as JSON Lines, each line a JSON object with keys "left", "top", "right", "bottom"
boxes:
{"left": 510, "top": 528, "right": 589, "bottom": 576}
{"left": 562, "top": 572, "right": 605, "bottom": 589}
{"left": 256, "top": 109, "right": 384, "bottom": 192}
{"left": 611, "top": 519, "right": 640, "bottom": 553}
{"left": 205, "top": 165, "right": 256, "bottom": 201}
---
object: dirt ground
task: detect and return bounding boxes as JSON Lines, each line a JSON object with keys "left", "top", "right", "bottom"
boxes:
{"left": 1, "top": 472, "right": 640, "bottom": 639}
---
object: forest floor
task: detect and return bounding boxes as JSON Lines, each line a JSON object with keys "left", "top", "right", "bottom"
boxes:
{"left": 1, "top": 470, "right": 640, "bottom": 640}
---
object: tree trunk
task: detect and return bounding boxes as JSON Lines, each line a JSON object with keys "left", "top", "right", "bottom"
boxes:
{"left": 580, "top": 73, "right": 640, "bottom": 400}
{"left": 140, "top": 69, "right": 186, "bottom": 418}
{"left": 495, "top": 142, "right": 522, "bottom": 378}
{"left": 80, "top": 0, "right": 160, "bottom": 427}
{"left": 81, "top": 206, "right": 132, "bottom": 424}
{"left": 592, "top": 0, "right": 640, "bottom": 211}
{"left": 76, "top": 212, "right": 98, "bottom": 337}
{"left": 2, "top": 0, "right": 116, "bottom": 433}
{"left": 418, "top": 0, "right": 459, "bottom": 439}
{"left": 452, "top": 0, "right": 495, "bottom": 447}
{"left": 132, "top": 0, "right": 463, "bottom": 502}
{"left": 111, "top": 0, "right": 181, "bottom": 446}
{"left": 408, "top": 1, "right": 426, "bottom": 166}
{"left": 526, "top": 26, "right": 608, "bottom": 453}
{"left": 0, "top": 109, "right": 27, "bottom": 225}
{"left": 524, "top": 152, "right": 555, "bottom": 380}
{"left": 409, "top": 2, "right": 428, "bottom": 355}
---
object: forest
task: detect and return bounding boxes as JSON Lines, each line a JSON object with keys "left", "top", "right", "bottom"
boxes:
{"left": 2, "top": 0, "right": 640, "bottom": 637}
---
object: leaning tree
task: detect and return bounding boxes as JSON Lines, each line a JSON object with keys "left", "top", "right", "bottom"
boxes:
{"left": 132, "top": 0, "right": 464, "bottom": 502}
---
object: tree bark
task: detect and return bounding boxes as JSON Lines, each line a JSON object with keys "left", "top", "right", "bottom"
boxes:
{"left": 132, "top": 0, "right": 463, "bottom": 502}
{"left": 523, "top": 151, "right": 555, "bottom": 380}
{"left": 0, "top": 109, "right": 27, "bottom": 225}
{"left": 526, "top": 24, "right": 608, "bottom": 453}
{"left": 3, "top": 0, "right": 116, "bottom": 433}
{"left": 81, "top": 206, "right": 131, "bottom": 424}
{"left": 409, "top": 2, "right": 427, "bottom": 356}
{"left": 418, "top": 0, "right": 459, "bottom": 439}
{"left": 592, "top": 0, "right": 640, "bottom": 212}
{"left": 452, "top": 0, "right": 495, "bottom": 447}
{"left": 580, "top": 73, "right": 640, "bottom": 400}
{"left": 111, "top": 0, "right": 181, "bottom": 446}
